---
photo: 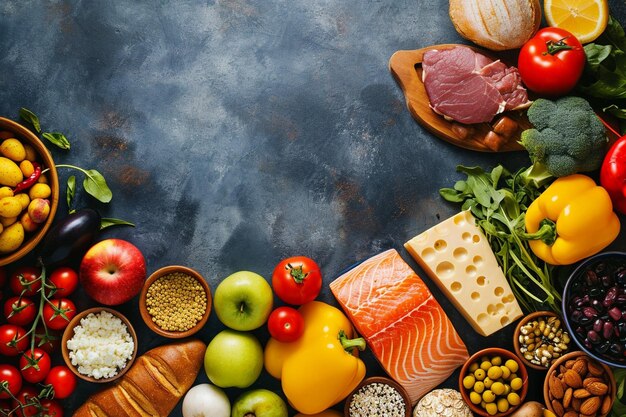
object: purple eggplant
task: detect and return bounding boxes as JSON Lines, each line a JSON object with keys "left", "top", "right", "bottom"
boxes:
{"left": 38, "top": 208, "right": 101, "bottom": 266}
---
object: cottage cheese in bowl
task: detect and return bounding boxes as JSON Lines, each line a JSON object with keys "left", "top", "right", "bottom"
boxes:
{"left": 66, "top": 310, "right": 135, "bottom": 380}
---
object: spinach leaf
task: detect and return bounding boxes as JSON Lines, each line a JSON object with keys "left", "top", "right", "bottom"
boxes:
{"left": 66, "top": 175, "right": 76, "bottom": 210}
{"left": 19, "top": 108, "right": 41, "bottom": 133}
{"left": 100, "top": 218, "right": 135, "bottom": 230}
{"left": 42, "top": 132, "right": 71, "bottom": 150}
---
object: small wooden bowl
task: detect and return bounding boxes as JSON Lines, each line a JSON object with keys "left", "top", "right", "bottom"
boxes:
{"left": 543, "top": 351, "right": 616, "bottom": 417}
{"left": 139, "top": 265, "right": 212, "bottom": 338}
{"left": 513, "top": 311, "right": 569, "bottom": 371}
{"left": 344, "top": 376, "right": 411, "bottom": 417}
{"left": 459, "top": 348, "right": 528, "bottom": 417}
{"left": 61, "top": 307, "right": 138, "bottom": 383}
{"left": 0, "top": 117, "right": 59, "bottom": 266}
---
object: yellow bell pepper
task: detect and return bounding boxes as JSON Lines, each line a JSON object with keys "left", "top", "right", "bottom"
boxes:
{"left": 264, "top": 301, "right": 366, "bottom": 415}
{"left": 294, "top": 411, "right": 342, "bottom": 417}
{"left": 525, "top": 174, "right": 620, "bottom": 265}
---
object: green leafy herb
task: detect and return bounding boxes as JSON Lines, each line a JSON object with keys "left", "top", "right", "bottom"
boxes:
{"left": 55, "top": 165, "right": 112, "bottom": 203}
{"left": 66, "top": 175, "right": 76, "bottom": 212}
{"left": 42, "top": 132, "right": 70, "bottom": 150}
{"left": 613, "top": 369, "right": 626, "bottom": 417}
{"left": 100, "top": 218, "right": 135, "bottom": 230}
{"left": 440, "top": 165, "right": 560, "bottom": 313}
{"left": 19, "top": 107, "right": 41, "bottom": 133}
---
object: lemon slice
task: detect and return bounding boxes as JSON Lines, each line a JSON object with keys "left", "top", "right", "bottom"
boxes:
{"left": 544, "top": 0, "right": 609, "bottom": 44}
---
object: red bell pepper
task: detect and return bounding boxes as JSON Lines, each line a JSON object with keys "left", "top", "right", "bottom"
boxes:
{"left": 601, "top": 134, "right": 626, "bottom": 215}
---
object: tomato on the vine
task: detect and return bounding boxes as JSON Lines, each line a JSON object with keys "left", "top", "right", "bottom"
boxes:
{"left": 40, "top": 399, "right": 63, "bottom": 417}
{"left": 44, "top": 366, "right": 76, "bottom": 399}
{"left": 267, "top": 306, "right": 305, "bottom": 342}
{"left": 19, "top": 348, "right": 51, "bottom": 384}
{"left": 0, "top": 364, "right": 22, "bottom": 399}
{"left": 34, "top": 327, "right": 59, "bottom": 354}
{"left": 48, "top": 267, "right": 78, "bottom": 298}
{"left": 12, "top": 386, "right": 39, "bottom": 417}
{"left": 518, "top": 27, "right": 586, "bottom": 96}
{"left": 272, "top": 256, "right": 322, "bottom": 305}
{"left": 4, "top": 297, "right": 36, "bottom": 326}
{"left": 42, "top": 298, "right": 76, "bottom": 331}
{"left": 9, "top": 267, "right": 41, "bottom": 297}
{"left": 0, "top": 324, "right": 28, "bottom": 356}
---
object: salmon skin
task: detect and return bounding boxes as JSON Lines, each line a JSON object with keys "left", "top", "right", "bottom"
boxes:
{"left": 330, "top": 248, "right": 469, "bottom": 405}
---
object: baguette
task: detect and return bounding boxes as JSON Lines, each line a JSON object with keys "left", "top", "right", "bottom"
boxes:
{"left": 73, "top": 339, "right": 206, "bottom": 417}
{"left": 449, "top": 0, "right": 541, "bottom": 51}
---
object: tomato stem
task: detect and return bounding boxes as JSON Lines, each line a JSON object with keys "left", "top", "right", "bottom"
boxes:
{"left": 544, "top": 37, "right": 574, "bottom": 55}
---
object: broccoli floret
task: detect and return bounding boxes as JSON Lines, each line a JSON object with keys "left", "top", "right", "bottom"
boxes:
{"left": 520, "top": 96, "right": 608, "bottom": 181}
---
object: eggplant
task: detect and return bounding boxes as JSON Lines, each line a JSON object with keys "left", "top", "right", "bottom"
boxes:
{"left": 38, "top": 208, "right": 101, "bottom": 266}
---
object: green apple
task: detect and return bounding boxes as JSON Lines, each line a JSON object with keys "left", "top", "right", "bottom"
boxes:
{"left": 213, "top": 271, "right": 273, "bottom": 330}
{"left": 232, "top": 389, "right": 288, "bottom": 417}
{"left": 204, "top": 329, "right": 263, "bottom": 388}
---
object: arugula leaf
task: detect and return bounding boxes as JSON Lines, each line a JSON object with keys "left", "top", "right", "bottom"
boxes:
{"left": 42, "top": 132, "right": 70, "bottom": 150}
{"left": 19, "top": 108, "right": 41, "bottom": 133}
{"left": 100, "top": 218, "right": 135, "bottom": 230}
{"left": 66, "top": 175, "right": 75, "bottom": 210}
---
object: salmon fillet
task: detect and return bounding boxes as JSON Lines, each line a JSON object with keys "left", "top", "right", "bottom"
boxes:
{"left": 330, "top": 249, "right": 469, "bottom": 404}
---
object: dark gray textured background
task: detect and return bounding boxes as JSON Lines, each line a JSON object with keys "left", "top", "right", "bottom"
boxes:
{"left": 1, "top": 1, "right": 626, "bottom": 416}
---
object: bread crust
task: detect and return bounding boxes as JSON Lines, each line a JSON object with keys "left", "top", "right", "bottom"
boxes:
{"left": 72, "top": 339, "right": 206, "bottom": 417}
{"left": 449, "top": 0, "right": 541, "bottom": 51}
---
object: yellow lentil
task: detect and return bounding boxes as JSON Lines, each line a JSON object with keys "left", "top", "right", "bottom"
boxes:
{"left": 145, "top": 272, "right": 207, "bottom": 331}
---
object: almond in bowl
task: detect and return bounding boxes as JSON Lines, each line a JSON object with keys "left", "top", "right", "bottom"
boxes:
{"left": 543, "top": 351, "right": 615, "bottom": 417}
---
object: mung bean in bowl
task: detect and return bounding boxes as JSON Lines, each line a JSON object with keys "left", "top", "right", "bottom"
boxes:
{"left": 344, "top": 376, "right": 411, "bottom": 417}
{"left": 139, "top": 265, "right": 212, "bottom": 338}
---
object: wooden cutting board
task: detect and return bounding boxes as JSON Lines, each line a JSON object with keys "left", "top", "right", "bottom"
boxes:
{"left": 389, "top": 44, "right": 530, "bottom": 152}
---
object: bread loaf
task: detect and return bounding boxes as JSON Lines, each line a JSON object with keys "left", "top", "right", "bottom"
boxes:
{"left": 449, "top": 0, "right": 541, "bottom": 51}
{"left": 73, "top": 339, "right": 206, "bottom": 417}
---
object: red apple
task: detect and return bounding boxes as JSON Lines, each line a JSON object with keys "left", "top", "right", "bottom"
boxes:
{"left": 79, "top": 239, "right": 146, "bottom": 305}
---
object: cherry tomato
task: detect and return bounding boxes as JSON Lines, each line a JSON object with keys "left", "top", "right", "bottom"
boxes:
{"left": 9, "top": 267, "right": 41, "bottom": 297}
{"left": 0, "top": 399, "right": 11, "bottom": 415}
{"left": 272, "top": 256, "right": 322, "bottom": 305}
{"left": 44, "top": 366, "right": 76, "bottom": 399}
{"left": 40, "top": 399, "right": 63, "bottom": 417}
{"left": 19, "top": 348, "right": 51, "bottom": 384}
{"left": 12, "top": 386, "right": 39, "bottom": 417}
{"left": 267, "top": 306, "right": 305, "bottom": 342}
{"left": 0, "top": 324, "right": 29, "bottom": 356}
{"left": 42, "top": 299, "right": 76, "bottom": 331}
{"left": 4, "top": 297, "right": 37, "bottom": 326}
{"left": 518, "top": 27, "right": 586, "bottom": 96}
{"left": 48, "top": 267, "right": 78, "bottom": 298}
{"left": 34, "top": 327, "right": 60, "bottom": 354}
{"left": 0, "top": 364, "right": 22, "bottom": 399}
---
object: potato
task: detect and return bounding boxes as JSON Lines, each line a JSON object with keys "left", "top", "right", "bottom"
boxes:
{"left": 0, "top": 187, "right": 13, "bottom": 199}
{"left": 0, "top": 197, "right": 24, "bottom": 218}
{"left": 0, "top": 222, "right": 24, "bottom": 253}
{"left": 37, "top": 173, "right": 48, "bottom": 184}
{"left": 20, "top": 212, "right": 38, "bottom": 233}
{"left": 509, "top": 401, "right": 552, "bottom": 417}
{"left": 0, "top": 216, "right": 17, "bottom": 227}
{"left": 23, "top": 144, "right": 37, "bottom": 162}
{"left": 14, "top": 193, "right": 30, "bottom": 210}
{"left": 0, "top": 138, "right": 26, "bottom": 162}
{"left": 19, "top": 160, "right": 34, "bottom": 177}
{"left": 27, "top": 198, "right": 50, "bottom": 224}
{"left": 0, "top": 157, "right": 23, "bottom": 187}
{"left": 28, "top": 183, "right": 51, "bottom": 200}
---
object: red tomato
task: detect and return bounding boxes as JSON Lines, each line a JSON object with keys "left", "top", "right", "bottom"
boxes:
{"left": 0, "top": 324, "right": 29, "bottom": 356}
{"left": 9, "top": 267, "right": 41, "bottom": 297}
{"left": 0, "top": 364, "right": 22, "bottom": 399}
{"left": 48, "top": 267, "right": 78, "bottom": 298}
{"left": 272, "top": 256, "right": 322, "bottom": 305}
{"left": 12, "top": 386, "right": 39, "bottom": 417}
{"left": 19, "top": 348, "right": 51, "bottom": 384}
{"left": 44, "top": 366, "right": 76, "bottom": 399}
{"left": 267, "top": 306, "right": 305, "bottom": 342}
{"left": 0, "top": 399, "right": 11, "bottom": 415}
{"left": 42, "top": 299, "right": 76, "bottom": 331}
{"left": 40, "top": 399, "right": 63, "bottom": 417}
{"left": 4, "top": 297, "right": 37, "bottom": 326}
{"left": 34, "top": 327, "right": 60, "bottom": 354}
{"left": 518, "top": 27, "right": 586, "bottom": 96}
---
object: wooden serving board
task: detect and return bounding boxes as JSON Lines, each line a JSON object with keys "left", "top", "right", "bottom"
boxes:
{"left": 389, "top": 44, "right": 530, "bottom": 152}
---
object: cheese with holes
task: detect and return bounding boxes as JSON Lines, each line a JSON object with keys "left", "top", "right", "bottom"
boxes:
{"left": 404, "top": 210, "right": 523, "bottom": 336}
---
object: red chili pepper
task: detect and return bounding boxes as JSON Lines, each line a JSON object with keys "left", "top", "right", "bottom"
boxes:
{"left": 13, "top": 162, "right": 41, "bottom": 194}
{"left": 601, "top": 135, "right": 626, "bottom": 215}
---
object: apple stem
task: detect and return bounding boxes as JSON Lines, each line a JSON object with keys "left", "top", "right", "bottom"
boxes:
{"left": 239, "top": 302, "right": 246, "bottom": 314}
{"left": 338, "top": 330, "right": 366, "bottom": 354}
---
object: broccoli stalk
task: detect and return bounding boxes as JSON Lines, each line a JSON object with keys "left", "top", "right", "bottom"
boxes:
{"left": 519, "top": 96, "right": 608, "bottom": 181}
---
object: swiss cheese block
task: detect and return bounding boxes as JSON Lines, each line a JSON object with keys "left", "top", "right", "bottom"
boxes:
{"left": 404, "top": 210, "right": 523, "bottom": 336}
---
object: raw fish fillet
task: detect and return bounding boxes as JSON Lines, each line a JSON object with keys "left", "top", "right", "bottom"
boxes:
{"left": 330, "top": 249, "right": 469, "bottom": 404}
